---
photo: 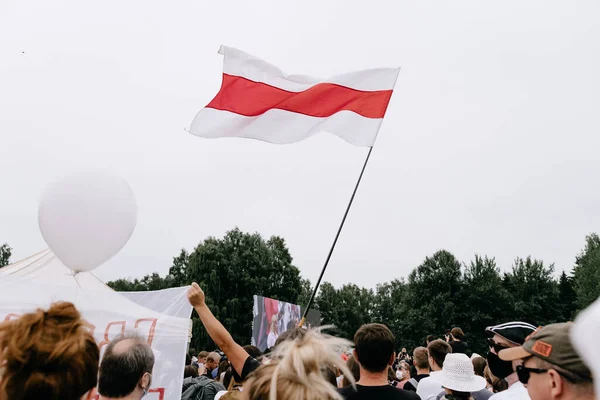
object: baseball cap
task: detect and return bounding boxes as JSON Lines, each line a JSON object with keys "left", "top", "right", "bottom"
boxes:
{"left": 485, "top": 321, "right": 537, "bottom": 345}
{"left": 499, "top": 322, "right": 592, "bottom": 381}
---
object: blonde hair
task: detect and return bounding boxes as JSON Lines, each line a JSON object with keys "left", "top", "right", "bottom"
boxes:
{"left": 243, "top": 328, "right": 354, "bottom": 400}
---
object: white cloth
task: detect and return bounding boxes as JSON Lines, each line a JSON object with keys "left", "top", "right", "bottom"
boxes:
{"left": 214, "top": 390, "right": 228, "bottom": 400}
{"left": 489, "top": 381, "right": 530, "bottom": 400}
{"left": 416, "top": 376, "right": 444, "bottom": 400}
{"left": 267, "top": 331, "right": 278, "bottom": 349}
{"left": 0, "top": 252, "right": 191, "bottom": 400}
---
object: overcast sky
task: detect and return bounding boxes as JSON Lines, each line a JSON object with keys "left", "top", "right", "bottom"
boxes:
{"left": 1, "top": 0, "right": 599, "bottom": 289}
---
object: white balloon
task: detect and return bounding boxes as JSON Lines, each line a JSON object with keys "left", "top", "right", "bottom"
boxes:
{"left": 38, "top": 171, "right": 137, "bottom": 273}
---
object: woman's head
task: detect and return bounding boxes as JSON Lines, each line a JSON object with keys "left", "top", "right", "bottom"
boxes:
{"left": 472, "top": 356, "right": 487, "bottom": 377}
{"left": 0, "top": 302, "right": 99, "bottom": 400}
{"left": 342, "top": 355, "right": 360, "bottom": 387}
{"left": 451, "top": 327, "right": 465, "bottom": 341}
{"left": 243, "top": 328, "right": 354, "bottom": 400}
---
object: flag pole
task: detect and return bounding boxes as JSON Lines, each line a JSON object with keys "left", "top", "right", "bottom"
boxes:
{"left": 299, "top": 146, "right": 374, "bottom": 326}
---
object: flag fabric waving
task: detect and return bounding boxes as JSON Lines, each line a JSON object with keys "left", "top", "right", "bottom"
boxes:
{"left": 189, "top": 46, "right": 400, "bottom": 146}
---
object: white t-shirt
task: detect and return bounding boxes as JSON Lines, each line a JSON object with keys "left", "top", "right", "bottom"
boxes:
{"left": 416, "top": 376, "right": 443, "bottom": 400}
{"left": 489, "top": 382, "right": 530, "bottom": 400}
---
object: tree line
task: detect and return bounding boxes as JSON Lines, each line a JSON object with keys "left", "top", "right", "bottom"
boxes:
{"left": 2, "top": 231, "right": 599, "bottom": 354}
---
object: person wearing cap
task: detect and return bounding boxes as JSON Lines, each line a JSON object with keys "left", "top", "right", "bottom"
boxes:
{"left": 429, "top": 353, "right": 489, "bottom": 400}
{"left": 498, "top": 322, "right": 594, "bottom": 400}
{"left": 485, "top": 321, "right": 537, "bottom": 400}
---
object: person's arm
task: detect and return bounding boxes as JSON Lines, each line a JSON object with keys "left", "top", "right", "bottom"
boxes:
{"left": 187, "top": 282, "right": 250, "bottom": 377}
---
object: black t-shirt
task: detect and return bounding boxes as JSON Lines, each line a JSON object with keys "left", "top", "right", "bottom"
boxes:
{"left": 403, "top": 374, "right": 429, "bottom": 392}
{"left": 449, "top": 340, "right": 468, "bottom": 354}
{"left": 338, "top": 384, "right": 421, "bottom": 400}
{"left": 232, "top": 356, "right": 261, "bottom": 382}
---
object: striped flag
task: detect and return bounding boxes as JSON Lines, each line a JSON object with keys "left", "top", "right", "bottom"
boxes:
{"left": 189, "top": 46, "right": 400, "bottom": 146}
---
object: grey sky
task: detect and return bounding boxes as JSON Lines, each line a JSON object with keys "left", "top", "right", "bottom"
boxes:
{"left": 1, "top": 0, "right": 599, "bottom": 289}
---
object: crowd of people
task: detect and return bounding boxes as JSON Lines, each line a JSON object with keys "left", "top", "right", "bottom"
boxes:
{"left": 0, "top": 281, "right": 595, "bottom": 400}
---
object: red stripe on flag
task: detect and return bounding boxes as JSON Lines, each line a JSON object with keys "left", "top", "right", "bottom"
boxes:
{"left": 206, "top": 74, "right": 394, "bottom": 119}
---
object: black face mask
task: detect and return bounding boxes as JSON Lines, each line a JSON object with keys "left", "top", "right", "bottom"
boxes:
{"left": 487, "top": 352, "right": 514, "bottom": 379}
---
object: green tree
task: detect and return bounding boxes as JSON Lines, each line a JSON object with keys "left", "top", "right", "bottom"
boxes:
{"left": 297, "top": 278, "right": 314, "bottom": 311}
{"left": 0, "top": 243, "right": 11, "bottom": 268}
{"left": 372, "top": 279, "right": 408, "bottom": 350}
{"left": 315, "top": 282, "right": 374, "bottom": 339}
{"left": 573, "top": 233, "right": 600, "bottom": 311}
{"left": 461, "top": 255, "right": 508, "bottom": 354}
{"left": 502, "top": 256, "right": 560, "bottom": 325}
{"left": 558, "top": 271, "right": 577, "bottom": 320}
{"left": 187, "top": 228, "right": 302, "bottom": 350}
{"left": 403, "top": 250, "right": 463, "bottom": 349}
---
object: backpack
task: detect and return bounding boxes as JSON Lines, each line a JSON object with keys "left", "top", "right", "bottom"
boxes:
{"left": 181, "top": 376, "right": 226, "bottom": 400}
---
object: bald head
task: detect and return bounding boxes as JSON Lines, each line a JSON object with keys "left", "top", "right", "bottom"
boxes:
{"left": 98, "top": 334, "right": 155, "bottom": 398}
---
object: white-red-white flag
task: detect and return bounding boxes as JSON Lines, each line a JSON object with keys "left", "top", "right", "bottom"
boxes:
{"left": 189, "top": 46, "right": 400, "bottom": 146}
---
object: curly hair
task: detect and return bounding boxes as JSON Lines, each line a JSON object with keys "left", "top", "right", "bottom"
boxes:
{"left": 0, "top": 301, "right": 99, "bottom": 400}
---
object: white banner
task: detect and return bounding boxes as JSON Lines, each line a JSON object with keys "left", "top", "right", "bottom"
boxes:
{"left": 0, "top": 274, "right": 189, "bottom": 400}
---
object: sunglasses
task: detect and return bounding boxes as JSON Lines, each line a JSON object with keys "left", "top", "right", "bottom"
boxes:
{"left": 487, "top": 338, "right": 509, "bottom": 353}
{"left": 516, "top": 365, "right": 548, "bottom": 384}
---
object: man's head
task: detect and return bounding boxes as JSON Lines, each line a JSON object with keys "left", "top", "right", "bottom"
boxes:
{"left": 353, "top": 323, "right": 395, "bottom": 373}
{"left": 98, "top": 334, "right": 155, "bottom": 399}
{"left": 205, "top": 351, "right": 221, "bottom": 373}
{"left": 427, "top": 339, "right": 452, "bottom": 371}
{"left": 198, "top": 350, "right": 209, "bottom": 365}
{"left": 485, "top": 321, "right": 536, "bottom": 380}
{"left": 426, "top": 335, "right": 435, "bottom": 345}
{"left": 499, "top": 323, "right": 593, "bottom": 400}
{"left": 413, "top": 347, "right": 430, "bottom": 371}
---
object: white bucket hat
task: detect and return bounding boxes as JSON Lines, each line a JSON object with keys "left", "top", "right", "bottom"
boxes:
{"left": 430, "top": 353, "right": 486, "bottom": 393}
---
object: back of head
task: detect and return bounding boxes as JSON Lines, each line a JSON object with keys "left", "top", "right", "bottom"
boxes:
{"left": 184, "top": 365, "right": 199, "bottom": 378}
{"left": 426, "top": 335, "right": 435, "bottom": 344}
{"left": 244, "top": 328, "right": 354, "bottom": 400}
{"left": 243, "top": 345, "right": 263, "bottom": 359}
{"left": 451, "top": 327, "right": 465, "bottom": 341}
{"left": 0, "top": 301, "right": 99, "bottom": 400}
{"left": 274, "top": 327, "right": 308, "bottom": 349}
{"left": 342, "top": 355, "right": 360, "bottom": 387}
{"left": 207, "top": 351, "right": 221, "bottom": 364}
{"left": 427, "top": 339, "right": 452, "bottom": 369}
{"left": 413, "top": 347, "right": 429, "bottom": 370}
{"left": 98, "top": 334, "right": 155, "bottom": 398}
{"left": 472, "top": 356, "right": 487, "bottom": 377}
{"left": 353, "top": 323, "right": 395, "bottom": 373}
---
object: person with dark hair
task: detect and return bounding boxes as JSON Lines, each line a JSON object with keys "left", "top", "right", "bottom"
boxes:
{"left": 426, "top": 335, "right": 436, "bottom": 345}
{"left": 342, "top": 355, "right": 361, "bottom": 388}
{"left": 0, "top": 301, "right": 99, "bottom": 400}
{"left": 404, "top": 347, "right": 430, "bottom": 392}
{"left": 184, "top": 365, "right": 199, "bottom": 378}
{"left": 98, "top": 334, "right": 155, "bottom": 400}
{"left": 447, "top": 327, "right": 468, "bottom": 354}
{"left": 243, "top": 344, "right": 263, "bottom": 359}
{"left": 484, "top": 366, "right": 508, "bottom": 393}
{"left": 338, "top": 323, "right": 419, "bottom": 399}
{"left": 417, "top": 339, "right": 452, "bottom": 400}
{"left": 472, "top": 357, "right": 487, "bottom": 378}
